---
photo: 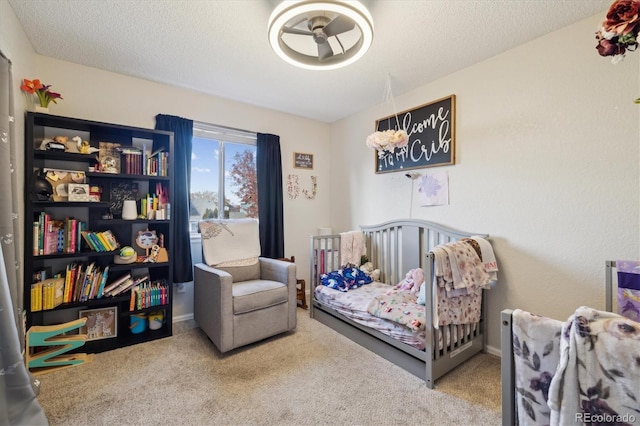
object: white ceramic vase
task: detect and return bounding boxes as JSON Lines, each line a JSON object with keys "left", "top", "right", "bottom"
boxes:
{"left": 122, "top": 200, "right": 138, "bottom": 220}
{"left": 34, "top": 105, "right": 49, "bottom": 113}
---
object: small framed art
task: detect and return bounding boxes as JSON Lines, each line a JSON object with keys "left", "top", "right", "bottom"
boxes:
{"left": 293, "top": 152, "right": 313, "bottom": 169}
{"left": 79, "top": 306, "right": 118, "bottom": 341}
{"left": 68, "top": 183, "right": 90, "bottom": 201}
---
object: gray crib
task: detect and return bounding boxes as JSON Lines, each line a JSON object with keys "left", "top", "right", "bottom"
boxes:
{"left": 309, "top": 218, "right": 489, "bottom": 389}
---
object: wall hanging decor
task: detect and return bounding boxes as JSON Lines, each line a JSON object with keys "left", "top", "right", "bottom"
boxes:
{"left": 293, "top": 152, "right": 314, "bottom": 169}
{"left": 373, "top": 95, "right": 455, "bottom": 174}
{"left": 595, "top": 0, "right": 640, "bottom": 104}
{"left": 287, "top": 174, "right": 300, "bottom": 199}
{"left": 303, "top": 176, "right": 317, "bottom": 200}
{"left": 287, "top": 174, "right": 317, "bottom": 200}
{"left": 418, "top": 170, "right": 449, "bottom": 207}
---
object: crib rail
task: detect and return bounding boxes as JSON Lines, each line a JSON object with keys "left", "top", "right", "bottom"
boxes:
{"left": 501, "top": 309, "right": 516, "bottom": 426}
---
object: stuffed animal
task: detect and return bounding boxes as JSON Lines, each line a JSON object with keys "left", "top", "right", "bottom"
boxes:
{"left": 359, "top": 261, "right": 380, "bottom": 281}
{"left": 388, "top": 268, "right": 424, "bottom": 294}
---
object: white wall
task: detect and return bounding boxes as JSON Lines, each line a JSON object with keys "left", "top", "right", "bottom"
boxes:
{"left": 1, "top": 0, "right": 332, "bottom": 319}
{"left": 4, "top": 0, "right": 640, "bottom": 353}
{"left": 33, "top": 58, "right": 332, "bottom": 318}
{"left": 331, "top": 13, "right": 640, "bottom": 353}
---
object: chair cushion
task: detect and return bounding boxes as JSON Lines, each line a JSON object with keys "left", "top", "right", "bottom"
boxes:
{"left": 232, "top": 279, "right": 288, "bottom": 314}
{"left": 199, "top": 219, "right": 261, "bottom": 267}
{"left": 217, "top": 261, "right": 260, "bottom": 282}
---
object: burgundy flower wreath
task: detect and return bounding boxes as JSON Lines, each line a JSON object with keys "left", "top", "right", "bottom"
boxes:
{"left": 595, "top": 0, "right": 640, "bottom": 103}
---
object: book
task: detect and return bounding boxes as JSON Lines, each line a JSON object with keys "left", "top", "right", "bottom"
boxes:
{"left": 78, "top": 263, "right": 94, "bottom": 302}
{"left": 96, "top": 232, "right": 112, "bottom": 251}
{"left": 108, "top": 275, "right": 148, "bottom": 297}
{"left": 81, "top": 231, "right": 99, "bottom": 251}
{"left": 101, "top": 230, "right": 119, "bottom": 251}
{"left": 32, "top": 221, "right": 39, "bottom": 256}
{"left": 102, "top": 273, "right": 132, "bottom": 296}
{"left": 30, "top": 282, "right": 42, "bottom": 312}
{"left": 89, "top": 232, "right": 105, "bottom": 251}
{"left": 39, "top": 277, "right": 64, "bottom": 310}
{"left": 63, "top": 263, "right": 72, "bottom": 303}
{"left": 97, "top": 266, "right": 109, "bottom": 299}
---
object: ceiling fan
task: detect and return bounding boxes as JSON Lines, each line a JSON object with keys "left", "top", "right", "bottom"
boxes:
{"left": 268, "top": 1, "right": 374, "bottom": 71}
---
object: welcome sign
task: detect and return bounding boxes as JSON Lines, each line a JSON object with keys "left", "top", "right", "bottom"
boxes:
{"left": 374, "top": 95, "right": 455, "bottom": 173}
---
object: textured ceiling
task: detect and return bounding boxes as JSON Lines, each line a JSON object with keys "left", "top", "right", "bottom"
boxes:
{"left": 8, "top": 0, "right": 610, "bottom": 123}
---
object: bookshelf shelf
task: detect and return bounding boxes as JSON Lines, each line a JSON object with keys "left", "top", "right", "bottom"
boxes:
{"left": 86, "top": 172, "right": 170, "bottom": 181}
{"left": 24, "top": 112, "right": 174, "bottom": 354}
{"left": 32, "top": 201, "right": 110, "bottom": 208}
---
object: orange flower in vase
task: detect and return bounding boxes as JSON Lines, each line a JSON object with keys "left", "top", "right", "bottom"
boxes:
{"left": 20, "top": 78, "right": 63, "bottom": 110}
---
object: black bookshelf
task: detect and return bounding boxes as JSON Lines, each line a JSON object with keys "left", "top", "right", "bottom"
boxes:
{"left": 24, "top": 112, "right": 174, "bottom": 353}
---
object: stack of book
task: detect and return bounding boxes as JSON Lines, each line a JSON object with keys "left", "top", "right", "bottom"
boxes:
{"left": 117, "top": 146, "right": 143, "bottom": 175}
{"left": 30, "top": 277, "right": 65, "bottom": 312}
{"left": 102, "top": 274, "right": 150, "bottom": 298}
{"left": 129, "top": 279, "right": 169, "bottom": 310}
{"left": 33, "top": 214, "right": 87, "bottom": 256}
{"left": 80, "top": 230, "right": 119, "bottom": 252}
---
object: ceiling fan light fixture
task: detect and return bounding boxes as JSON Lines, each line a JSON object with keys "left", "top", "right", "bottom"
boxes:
{"left": 268, "top": 0, "right": 374, "bottom": 71}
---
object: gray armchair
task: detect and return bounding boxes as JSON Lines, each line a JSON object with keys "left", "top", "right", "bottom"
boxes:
{"left": 194, "top": 257, "right": 297, "bottom": 353}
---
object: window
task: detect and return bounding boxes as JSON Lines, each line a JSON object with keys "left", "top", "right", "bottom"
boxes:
{"left": 189, "top": 123, "right": 257, "bottom": 235}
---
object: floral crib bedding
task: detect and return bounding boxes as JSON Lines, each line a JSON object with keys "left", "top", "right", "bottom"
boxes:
{"left": 512, "top": 307, "right": 640, "bottom": 426}
{"left": 317, "top": 264, "right": 483, "bottom": 350}
{"left": 314, "top": 281, "right": 426, "bottom": 349}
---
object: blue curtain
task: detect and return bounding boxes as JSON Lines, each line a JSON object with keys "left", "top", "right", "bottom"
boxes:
{"left": 256, "top": 133, "right": 284, "bottom": 258}
{"left": 155, "top": 114, "right": 193, "bottom": 283}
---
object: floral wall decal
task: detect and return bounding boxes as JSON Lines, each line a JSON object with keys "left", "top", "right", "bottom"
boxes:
{"left": 287, "top": 174, "right": 317, "bottom": 200}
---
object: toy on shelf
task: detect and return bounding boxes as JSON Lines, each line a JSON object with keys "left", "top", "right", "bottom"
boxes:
{"left": 135, "top": 229, "right": 169, "bottom": 263}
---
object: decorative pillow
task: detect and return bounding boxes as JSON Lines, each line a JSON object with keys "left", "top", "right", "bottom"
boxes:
{"left": 199, "top": 219, "right": 260, "bottom": 267}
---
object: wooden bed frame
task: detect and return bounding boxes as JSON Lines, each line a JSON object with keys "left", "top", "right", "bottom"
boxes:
{"left": 309, "top": 218, "right": 489, "bottom": 389}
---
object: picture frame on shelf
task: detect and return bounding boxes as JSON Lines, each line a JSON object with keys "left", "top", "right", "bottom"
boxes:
{"left": 79, "top": 306, "right": 118, "bottom": 341}
{"left": 68, "top": 183, "right": 90, "bottom": 202}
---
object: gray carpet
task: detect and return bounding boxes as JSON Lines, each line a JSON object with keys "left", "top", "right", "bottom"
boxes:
{"left": 35, "top": 309, "right": 501, "bottom": 425}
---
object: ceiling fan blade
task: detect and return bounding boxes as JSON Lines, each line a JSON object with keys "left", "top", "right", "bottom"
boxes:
{"left": 323, "top": 15, "right": 355, "bottom": 37}
{"left": 318, "top": 42, "right": 333, "bottom": 61}
{"left": 281, "top": 26, "right": 313, "bottom": 36}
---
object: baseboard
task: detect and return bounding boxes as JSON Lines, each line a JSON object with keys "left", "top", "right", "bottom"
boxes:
{"left": 485, "top": 343, "right": 500, "bottom": 357}
{"left": 173, "top": 313, "right": 194, "bottom": 323}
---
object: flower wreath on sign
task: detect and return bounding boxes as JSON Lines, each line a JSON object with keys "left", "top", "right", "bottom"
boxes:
{"left": 595, "top": 0, "right": 640, "bottom": 103}
{"left": 365, "top": 74, "right": 410, "bottom": 157}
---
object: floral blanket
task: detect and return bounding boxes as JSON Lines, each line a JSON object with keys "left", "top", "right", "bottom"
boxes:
{"left": 547, "top": 306, "right": 640, "bottom": 425}
{"left": 366, "top": 290, "right": 426, "bottom": 331}
{"left": 512, "top": 309, "right": 563, "bottom": 426}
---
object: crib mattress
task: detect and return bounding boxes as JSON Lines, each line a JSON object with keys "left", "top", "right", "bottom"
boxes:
{"left": 315, "top": 282, "right": 427, "bottom": 350}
